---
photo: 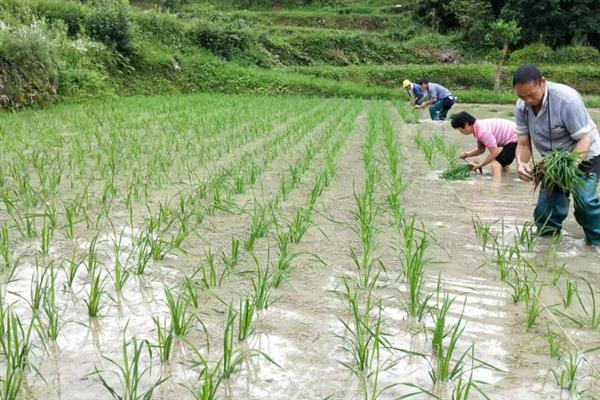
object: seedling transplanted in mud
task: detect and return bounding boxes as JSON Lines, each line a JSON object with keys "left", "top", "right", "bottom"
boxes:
{"left": 555, "top": 279, "right": 600, "bottom": 330}
{"left": 94, "top": 336, "right": 167, "bottom": 400}
{"left": 551, "top": 351, "right": 584, "bottom": 394}
{"left": 0, "top": 307, "right": 39, "bottom": 400}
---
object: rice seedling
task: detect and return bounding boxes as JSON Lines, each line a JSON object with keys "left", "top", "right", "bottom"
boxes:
{"left": 398, "top": 104, "right": 420, "bottom": 124}
{"left": 182, "top": 276, "right": 201, "bottom": 309}
{"left": 533, "top": 150, "right": 585, "bottom": 200}
{"left": 556, "top": 279, "right": 600, "bottom": 330}
{"left": 41, "top": 295, "right": 60, "bottom": 342}
{"left": 471, "top": 216, "right": 499, "bottom": 252}
{"left": 94, "top": 336, "right": 167, "bottom": 400}
{"left": 40, "top": 222, "right": 53, "bottom": 255}
{"left": 272, "top": 234, "right": 301, "bottom": 289}
{"left": 0, "top": 307, "right": 38, "bottom": 400}
{"left": 152, "top": 317, "right": 174, "bottom": 364}
{"left": 335, "top": 284, "right": 390, "bottom": 377}
{"left": 198, "top": 249, "right": 219, "bottom": 289}
{"left": 430, "top": 290, "right": 454, "bottom": 353}
{"left": 402, "top": 234, "right": 429, "bottom": 319}
{"left": 250, "top": 254, "right": 273, "bottom": 310}
{"left": 514, "top": 221, "right": 539, "bottom": 252}
{"left": 185, "top": 363, "right": 221, "bottom": 400}
{"left": 164, "top": 286, "right": 193, "bottom": 336}
{"left": 414, "top": 133, "right": 436, "bottom": 167}
{"left": 221, "top": 304, "right": 279, "bottom": 380}
{"left": 561, "top": 279, "right": 577, "bottom": 308}
{"left": 235, "top": 295, "right": 256, "bottom": 342}
{"left": 546, "top": 324, "right": 561, "bottom": 359}
{"left": 0, "top": 224, "right": 11, "bottom": 269}
{"left": 448, "top": 346, "right": 492, "bottom": 400}
{"left": 440, "top": 164, "right": 471, "bottom": 181}
{"left": 86, "top": 271, "right": 105, "bottom": 318}
{"left": 523, "top": 279, "right": 544, "bottom": 331}
{"left": 220, "top": 236, "right": 240, "bottom": 272}
{"left": 429, "top": 312, "right": 469, "bottom": 384}
{"left": 288, "top": 207, "right": 312, "bottom": 244}
{"left": 244, "top": 202, "right": 272, "bottom": 252}
{"left": 86, "top": 235, "right": 99, "bottom": 277}
{"left": 551, "top": 351, "right": 583, "bottom": 393}
{"left": 133, "top": 236, "right": 153, "bottom": 276}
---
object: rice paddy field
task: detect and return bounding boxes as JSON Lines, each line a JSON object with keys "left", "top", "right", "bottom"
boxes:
{"left": 0, "top": 93, "right": 599, "bottom": 400}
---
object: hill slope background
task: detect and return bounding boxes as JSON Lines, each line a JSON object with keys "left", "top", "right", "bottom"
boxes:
{"left": 1, "top": 0, "right": 599, "bottom": 109}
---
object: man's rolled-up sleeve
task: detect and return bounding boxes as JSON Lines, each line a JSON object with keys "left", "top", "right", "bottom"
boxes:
{"left": 562, "top": 98, "right": 593, "bottom": 141}
{"left": 514, "top": 101, "right": 529, "bottom": 137}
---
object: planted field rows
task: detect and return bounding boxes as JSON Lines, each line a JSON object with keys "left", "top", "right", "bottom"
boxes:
{"left": 0, "top": 93, "right": 598, "bottom": 400}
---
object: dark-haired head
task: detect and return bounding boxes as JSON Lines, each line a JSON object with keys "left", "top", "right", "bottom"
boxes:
{"left": 450, "top": 112, "right": 476, "bottom": 129}
{"left": 512, "top": 64, "right": 543, "bottom": 87}
{"left": 417, "top": 78, "right": 429, "bottom": 85}
{"left": 512, "top": 64, "right": 546, "bottom": 108}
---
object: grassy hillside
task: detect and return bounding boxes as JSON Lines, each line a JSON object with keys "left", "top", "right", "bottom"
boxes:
{"left": 1, "top": 0, "right": 599, "bottom": 110}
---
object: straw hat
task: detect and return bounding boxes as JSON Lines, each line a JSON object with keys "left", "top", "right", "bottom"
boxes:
{"left": 402, "top": 79, "right": 411, "bottom": 88}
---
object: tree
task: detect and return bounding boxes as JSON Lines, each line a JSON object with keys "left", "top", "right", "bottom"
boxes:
{"left": 413, "top": 0, "right": 458, "bottom": 32}
{"left": 487, "top": 19, "right": 521, "bottom": 92}
{"left": 450, "top": 0, "right": 494, "bottom": 47}
{"left": 500, "top": 0, "right": 600, "bottom": 48}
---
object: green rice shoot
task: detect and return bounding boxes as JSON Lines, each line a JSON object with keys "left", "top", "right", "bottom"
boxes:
{"left": 441, "top": 164, "right": 471, "bottom": 181}
{"left": 533, "top": 150, "right": 585, "bottom": 197}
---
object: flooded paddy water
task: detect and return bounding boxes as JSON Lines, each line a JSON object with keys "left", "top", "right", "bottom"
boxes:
{"left": 0, "top": 94, "right": 598, "bottom": 400}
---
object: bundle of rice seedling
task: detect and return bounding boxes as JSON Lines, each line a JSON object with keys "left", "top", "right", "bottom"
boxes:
{"left": 532, "top": 150, "right": 585, "bottom": 195}
{"left": 441, "top": 164, "right": 471, "bottom": 180}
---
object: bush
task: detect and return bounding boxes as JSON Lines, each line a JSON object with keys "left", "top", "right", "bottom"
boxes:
{"left": 57, "top": 37, "right": 117, "bottom": 98}
{"left": 509, "top": 43, "right": 553, "bottom": 65}
{"left": 87, "top": 0, "right": 134, "bottom": 56}
{"left": 30, "top": 0, "right": 88, "bottom": 36}
{"left": 0, "top": 20, "right": 60, "bottom": 108}
{"left": 191, "top": 22, "right": 271, "bottom": 67}
{"left": 132, "top": 11, "right": 188, "bottom": 47}
{"left": 554, "top": 45, "right": 599, "bottom": 64}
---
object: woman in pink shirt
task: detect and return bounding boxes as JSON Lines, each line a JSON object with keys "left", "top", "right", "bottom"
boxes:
{"left": 451, "top": 111, "right": 519, "bottom": 179}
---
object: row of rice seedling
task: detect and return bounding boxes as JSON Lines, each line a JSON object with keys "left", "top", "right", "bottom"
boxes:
{"left": 470, "top": 216, "right": 600, "bottom": 395}
{"left": 0, "top": 95, "right": 359, "bottom": 398}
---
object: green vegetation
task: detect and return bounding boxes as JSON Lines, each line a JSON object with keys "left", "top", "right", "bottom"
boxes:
{"left": 533, "top": 150, "right": 586, "bottom": 198}
{"left": 441, "top": 164, "right": 471, "bottom": 181}
{"left": 1, "top": 0, "right": 599, "bottom": 109}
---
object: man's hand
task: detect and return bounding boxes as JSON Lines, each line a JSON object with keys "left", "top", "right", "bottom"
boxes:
{"left": 414, "top": 105, "right": 422, "bottom": 109}
{"left": 459, "top": 152, "right": 468, "bottom": 160}
{"left": 517, "top": 162, "right": 533, "bottom": 181}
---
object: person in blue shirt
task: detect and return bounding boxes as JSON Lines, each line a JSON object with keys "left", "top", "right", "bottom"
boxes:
{"left": 402, "top": 79, "right": 425, "bottom": 106}
{"left": 415, "top": 78, "right": 456, "bottom": 121}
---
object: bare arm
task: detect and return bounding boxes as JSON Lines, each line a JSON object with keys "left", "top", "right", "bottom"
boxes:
{"left": 476, "top": 147, "right": 501, "bottom": 169}
{"left": 417, "top": 98, "right": 437, "bottom": 109}
{"left": 573, "top": 134, "right": 591, "bottom": 163}
{"left": 460, "top": 148, "right": 486, "bottom": 159}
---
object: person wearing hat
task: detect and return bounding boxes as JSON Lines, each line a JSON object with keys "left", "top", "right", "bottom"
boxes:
{"left": 415, "top": 78, "right": 456, "bottom": 121}
{"left": 403, "top": 79, "right": 426, "bottom": 106}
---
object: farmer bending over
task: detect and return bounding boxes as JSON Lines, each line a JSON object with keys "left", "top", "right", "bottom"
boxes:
{"left": 451, "top": 111, "right": 518, "bottom": 179}
{"left": 402, "top": 79, "right": 425, "bottom": 106}
{"left": 513, "top": 64, "right": 600, "bottom": 246}
{"left": 415, "top": 78, "right": 456, "bottom": 121}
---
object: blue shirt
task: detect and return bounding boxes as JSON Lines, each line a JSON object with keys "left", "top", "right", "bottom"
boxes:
{"left": 515, "top": 82, "right": 600, "bottom": 160}
{"left": 410, "top": 83, "right": 425, "bottom": 98}
{"left": 426, "top": 83, "right": 452, "bottom": 101}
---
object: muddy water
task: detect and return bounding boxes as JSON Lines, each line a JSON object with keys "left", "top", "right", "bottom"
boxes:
{"left": 2, "top": 99, "right": 599, "bottom": 400}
